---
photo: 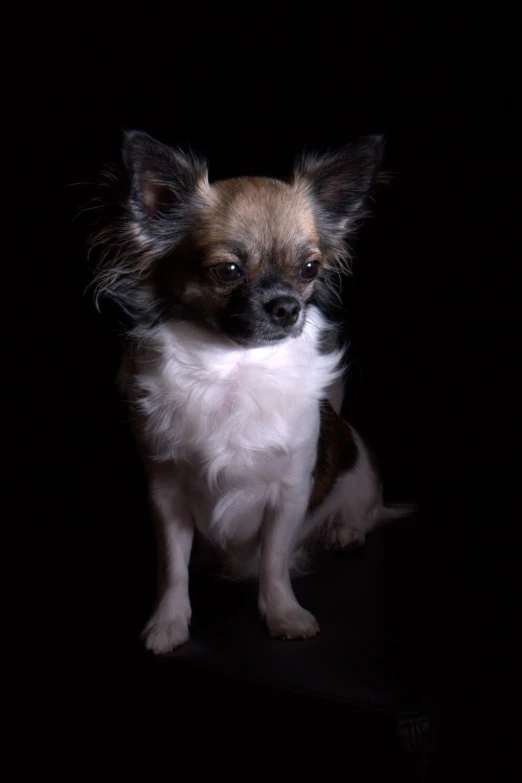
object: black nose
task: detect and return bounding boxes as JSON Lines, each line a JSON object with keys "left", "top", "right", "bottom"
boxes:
{"left": 264, "top": 296, "right": 301, "bottom": 327}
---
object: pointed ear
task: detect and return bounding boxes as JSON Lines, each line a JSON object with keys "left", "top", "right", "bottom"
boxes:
{"left": 292, "top": 135, "right": 384, "bottom": 247}
{"left": 122, "top": 130, "right": 208, "bottom": 225}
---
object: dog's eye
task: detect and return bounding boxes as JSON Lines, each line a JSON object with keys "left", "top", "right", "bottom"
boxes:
{"left": 300, "top": 260, "right": 320, "bottom": 280}
{"left": 212, "top": 263, "right": 243, "bottom": 283}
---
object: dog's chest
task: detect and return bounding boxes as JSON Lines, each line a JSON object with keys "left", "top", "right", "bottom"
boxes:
{"left": 161, "top": 352, "right": 314, "bottom": 460}
{"left": 129, "top": 313, "right": 341, "bottom": 474}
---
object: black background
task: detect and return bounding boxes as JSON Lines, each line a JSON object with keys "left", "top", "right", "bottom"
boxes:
{"left": 35, "top": 5, "right": 515, "bottom": 754}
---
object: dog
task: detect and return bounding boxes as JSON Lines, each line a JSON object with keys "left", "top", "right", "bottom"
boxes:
{"left": 90, "top": 130, "right": 413, "bottom": 654}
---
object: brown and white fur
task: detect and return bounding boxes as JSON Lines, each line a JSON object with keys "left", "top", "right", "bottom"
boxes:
{"left": 91, "top": 130, "right": 413, "bottom": 653}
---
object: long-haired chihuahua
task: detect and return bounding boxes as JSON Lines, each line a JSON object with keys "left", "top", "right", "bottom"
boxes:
{"left": 90, "top": 130, "right": 413, "bottom": 654}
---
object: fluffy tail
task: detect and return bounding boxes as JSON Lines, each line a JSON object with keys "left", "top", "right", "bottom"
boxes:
{"left": 377, "top": 503, "right": 419, "bottom": 524}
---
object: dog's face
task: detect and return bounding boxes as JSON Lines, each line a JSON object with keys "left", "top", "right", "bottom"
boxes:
{"left": 169, "top": 176, "right": 322, "bottom": 345}
{"left": 94, "top": 131, "right": 384, "bottom": 345}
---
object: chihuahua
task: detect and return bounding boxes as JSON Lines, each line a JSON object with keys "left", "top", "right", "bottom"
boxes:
{"left": 91, "top": 130, "right": 412, "bottom": 653}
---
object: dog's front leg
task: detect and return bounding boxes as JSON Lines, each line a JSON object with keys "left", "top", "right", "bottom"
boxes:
{"left": 142, "top": 465, "right": 194, "bottom": 654}
{"left": 259, "top": 489, "right": 319, "bottom": 640}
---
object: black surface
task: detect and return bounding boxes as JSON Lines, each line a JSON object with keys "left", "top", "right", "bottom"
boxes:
{"left": 176, "top": 522, "right": 436, "bottom": 715}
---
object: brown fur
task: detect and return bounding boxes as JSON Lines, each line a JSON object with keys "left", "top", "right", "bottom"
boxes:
{"left": 196, "top": 177, "right": 321, "bottom": 284}
{"left": 309, "top": 401, "right": 358, "bottom": 511}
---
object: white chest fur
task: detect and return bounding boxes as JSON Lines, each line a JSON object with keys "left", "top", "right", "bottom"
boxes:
{"left": 127, "top": 307, "right": 339, "bottom": 466}
{"left": 122, "top": 307, "right": 342, "bottom": 543}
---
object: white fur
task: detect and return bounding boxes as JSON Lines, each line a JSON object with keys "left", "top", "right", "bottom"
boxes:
{"left": 122, "top": 306, "right": 410, "bottom": 653}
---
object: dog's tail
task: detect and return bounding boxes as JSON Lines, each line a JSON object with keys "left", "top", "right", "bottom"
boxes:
{"left": 377, "top": 502, "right": 419, "bottom": 524}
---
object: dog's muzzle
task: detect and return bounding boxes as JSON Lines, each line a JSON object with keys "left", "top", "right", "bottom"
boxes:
{"left": 264, "top": 295, "right": 301, "bottom": 328}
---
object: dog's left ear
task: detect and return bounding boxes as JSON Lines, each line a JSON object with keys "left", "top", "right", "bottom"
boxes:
{"left": 292, "top": 135, "right": 384, "bottom": 244}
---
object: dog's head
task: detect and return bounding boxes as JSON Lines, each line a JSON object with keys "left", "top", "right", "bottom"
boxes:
{"left": 92, "top": 131, "right": 383, "bottom": 346}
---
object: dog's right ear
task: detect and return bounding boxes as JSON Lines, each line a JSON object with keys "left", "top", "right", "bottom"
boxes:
{"left": 122, "top": 130, "right": 209, "bottom": 225}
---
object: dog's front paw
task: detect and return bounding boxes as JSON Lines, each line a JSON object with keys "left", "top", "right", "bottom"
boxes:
{"left": 143, "top": 617, "right": 190, "bottom": 654}
{"left": 265, "top": 606, "right": 320, "bottom": 640}
{"left": 142, "top": 591, "right": 191, "bottom": 654}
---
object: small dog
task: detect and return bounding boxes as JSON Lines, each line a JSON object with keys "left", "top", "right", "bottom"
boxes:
{"left": 91, "top": 130, "right": 413, "bottom": 653}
